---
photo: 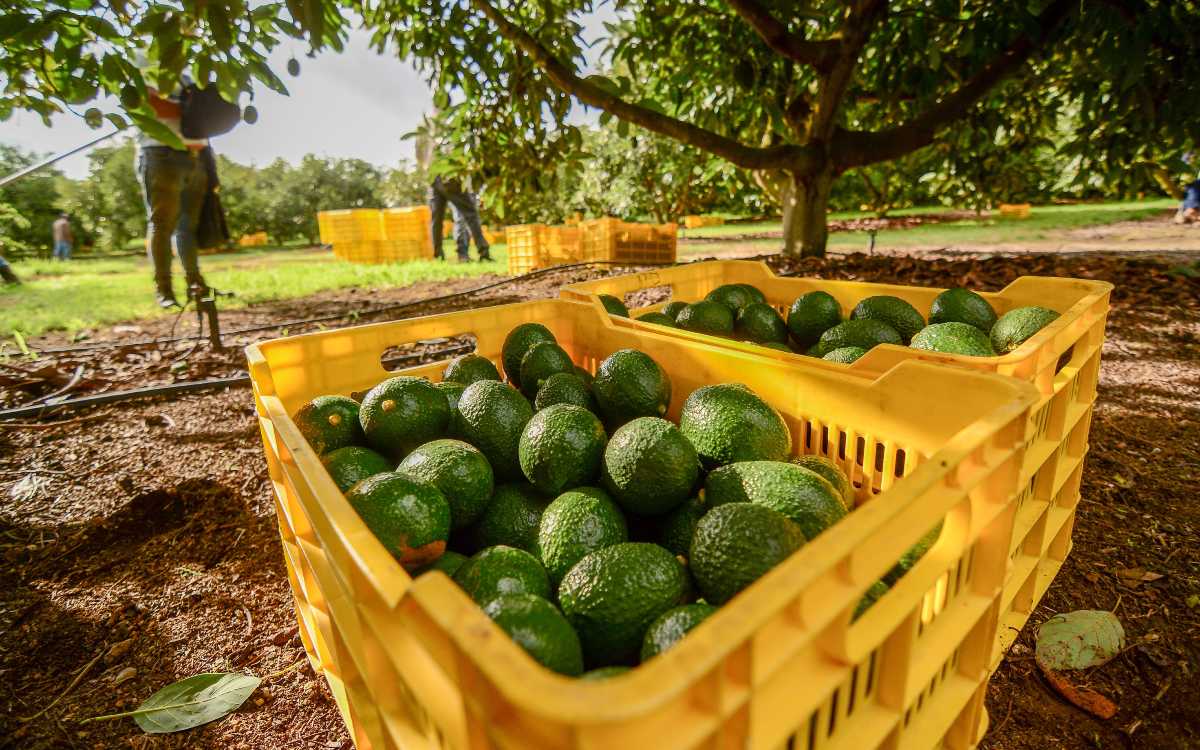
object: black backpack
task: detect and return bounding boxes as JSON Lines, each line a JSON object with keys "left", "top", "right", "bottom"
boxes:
{"left": 179, "top": 85, "right": 241, "bottom": 139}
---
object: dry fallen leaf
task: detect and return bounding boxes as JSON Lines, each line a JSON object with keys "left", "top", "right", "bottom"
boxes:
{"left": 1036, "top": 610, "right": 1126, "bottom": 671}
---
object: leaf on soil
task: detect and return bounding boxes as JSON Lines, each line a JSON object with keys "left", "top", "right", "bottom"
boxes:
{"left": 1186, "top": 594, "right": 1200, "bottom": 609}
{"left": 1036, "top": 609, "right": 1126, "bottom": 671}
{"left": 134, "top": 672, "right": 259, "bottom": 733}
{"left": 1113, "top": 474, "right": 1135, "bottom": 489}
{"left": 86, "top": 672, "right": 261, "bottom": 733}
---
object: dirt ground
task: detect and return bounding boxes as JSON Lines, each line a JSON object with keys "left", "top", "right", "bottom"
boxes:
{"left": 1, "top": 244, "right": 1198, "bottom": 749}
{"left": 683, "top": 213, "right": 1200, "bottom": 262}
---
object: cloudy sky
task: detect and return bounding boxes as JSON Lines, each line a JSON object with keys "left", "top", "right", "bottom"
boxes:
{"left": 0, "top": 12, "right": 614, "bottom": 180}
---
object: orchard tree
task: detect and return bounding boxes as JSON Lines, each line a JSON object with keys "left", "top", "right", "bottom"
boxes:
{"left": 0, "top": 145, "right": 65, "bottom": 254}
{"left": 5, "top": 1, "right": 1198, "bottom": 256}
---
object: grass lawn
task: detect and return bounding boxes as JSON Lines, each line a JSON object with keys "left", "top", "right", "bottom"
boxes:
{"left": 0, "top": 244, "right": 510, "bottom": 338}
{"left": 679, "top": 199, "right": 1176, "bottom": 255}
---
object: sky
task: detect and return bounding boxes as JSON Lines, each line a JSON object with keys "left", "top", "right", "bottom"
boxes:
{"left": 0, "top": 11, "right": 614, "bottom": 181}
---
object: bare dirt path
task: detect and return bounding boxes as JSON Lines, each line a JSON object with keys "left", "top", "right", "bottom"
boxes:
{"left": 1, "top": 251, "right": 1197, "bottom": 749}
{"left": 683, "top": 215, "right": 1200, "bottom": 262}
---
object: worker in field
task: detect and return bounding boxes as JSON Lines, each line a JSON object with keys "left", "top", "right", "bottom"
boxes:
{"left": 1175, "top": 178, "right": 1200, "bottom": 224}
{"left": 51, "top": 212, "right": 73, "bottom": 261}
{"left": 134, "top": 65, "right": 239, "bottom": 308}
{"left": 428, "top": 176, "right": 493, "bottom": 262}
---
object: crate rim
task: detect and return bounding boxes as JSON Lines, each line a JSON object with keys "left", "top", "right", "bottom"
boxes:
{"left": 247, "top": 298, "right": 1037, "bottom": 722}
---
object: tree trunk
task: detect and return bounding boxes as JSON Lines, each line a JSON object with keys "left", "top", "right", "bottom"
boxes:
{"left": 781, "top": 171, "right": 834, "bottom": 257}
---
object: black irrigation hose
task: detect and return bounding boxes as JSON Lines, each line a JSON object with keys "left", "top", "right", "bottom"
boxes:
{"left": 0, "top": 343, "right": 478, "bottom": 422}
{"left": 30, "top": 259, "right": 678, "bottom": 356}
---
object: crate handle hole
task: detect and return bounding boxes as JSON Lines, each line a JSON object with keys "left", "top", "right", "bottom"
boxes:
{"left": 380, "top": 334, "right": 479, "bottom": 372}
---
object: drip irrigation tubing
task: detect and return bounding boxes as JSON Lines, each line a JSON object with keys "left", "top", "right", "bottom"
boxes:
{"left": 0, "top": 342, "right": 476, "bottom": 422}
{"left": 26, "top": 259, "right": 678, "bottom": 356}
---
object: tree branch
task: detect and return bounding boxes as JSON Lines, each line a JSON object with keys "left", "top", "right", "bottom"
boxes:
{"left": 810, "top": 0, "right": 889, "bottom": 140}
{"left": 834, "top": 0, "right": 1077, "bottom": 169}
{"left": 470, "top": 0, "right": 818, "bottom": 173}
{"left": 725, "top": 0, "right": 838, "bottom": 72}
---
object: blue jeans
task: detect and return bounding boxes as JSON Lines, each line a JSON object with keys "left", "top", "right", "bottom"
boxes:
{"left": 137, "top": 147, "right": 207, "bottom": 289}
{"left": 53, "top": 240, "right": 72, "bottom": 260}
{"left": 429, "top": 177, "right": 490, "bottom": 259}
{"left": 1183, "top": 180, "right": 1200, "bottom": 211}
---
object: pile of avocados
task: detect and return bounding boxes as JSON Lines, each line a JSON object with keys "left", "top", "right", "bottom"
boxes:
{"left": 602, "top": 283, "right": 1061, "bottom": 365}
{"left": 292, "top": 325, "right": 933, "bottom": 678}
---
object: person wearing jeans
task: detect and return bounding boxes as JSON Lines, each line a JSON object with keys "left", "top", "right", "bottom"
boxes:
{"left": 1176, "top": 179, "right": 1200, "bottom": 224}
{"left": 428, "top": 176, "right": 492, "bottom": 262}
{"left": 135, "top": 82, "right": 209, "bottom": 308}
{"left": 51, "top": 212, "right": 73, "bottom": 260}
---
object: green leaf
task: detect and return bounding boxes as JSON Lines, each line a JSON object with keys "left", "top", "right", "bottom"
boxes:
{"left": 1035, "top": 610, "right": 1125, "bottom": 671}
{"left": 83, "top": 673, "right": 260, "bottom": 734}
{"left": 128, "top": 111, "right": 184, "bottom": 150}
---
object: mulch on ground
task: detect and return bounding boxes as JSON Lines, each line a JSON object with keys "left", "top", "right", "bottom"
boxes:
{"left": 1, "top": 251, "right": 1196, "bottom": 749}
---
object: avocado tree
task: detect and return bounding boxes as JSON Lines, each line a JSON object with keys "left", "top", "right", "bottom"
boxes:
{"left": 5, "top": 1, "right": 1198, "bottom": 256}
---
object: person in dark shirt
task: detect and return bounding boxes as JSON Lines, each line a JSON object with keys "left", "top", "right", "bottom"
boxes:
{"left": 428, "top": 176, "right": 492, "bottom": 262}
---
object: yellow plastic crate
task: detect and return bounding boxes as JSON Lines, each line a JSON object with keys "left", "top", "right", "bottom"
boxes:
{"left": 247, "top": 298, "right": 1037, "bottom": 750}
{"left": 561, "top": 259, "right": 1111, "bottom": 665}
{"left": 580, "top": 217, "right": 677, "bottom": 265}
{"left": 381, "top": 206, "right": 435, "bottom": 262}
{"left": 997, "top": 204, "right": 1032, "bottom": 219}
{"left": 504, "top": 224, "right": 585, "bottom": 275}
{"left": 331, "top": 241, "right": 383, "bottom": 264}
{"left": 682, "top": 215, "right": 725, "bottom": 229}
{"left": 318, "top": 209, "right": 386, "bottom": 244}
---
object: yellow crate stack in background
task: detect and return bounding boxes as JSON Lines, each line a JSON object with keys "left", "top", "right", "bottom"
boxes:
{"left": 682, "top": 215, "right": 725, "bottom": 229}
{"left": 318, "top": 207, "right": 440, "bottom": 264}
{"left": 317, "top": 208, "right": 387, "bottom": 263}
{"left": 998, "top": 203, "right": 1032, "bottom": 219}
{"left": 504, "top": 224, "right": 583, "bottom": 275}
{"left": 580, "top": 217, "right": 677, "bottom": 265}
{"left": 248, "top": 298, "right": 1038, "bottom": 750}
{"left": 239, "top": 231, "right": 269, "bottom": 247}
{"left": 380, "top": 206, "right": 434, "bottom": 263}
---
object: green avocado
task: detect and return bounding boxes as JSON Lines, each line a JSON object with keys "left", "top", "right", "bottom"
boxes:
{"left": 678, "top": 383, "right": 790, "bottom": 469}
{"left": 602, "top": 417, "right": 699, "bottom": 516}
{"left": 911, "top": 322, "right": 996, "bottom": 357}
{"left": 518, "top": 404, "right": 608, "bottom": 496}
{"left": 536, "top": 486, "right": 628, "bottom": 585}
{"left": 704, "top": 460, "right": 847, "bottom": 541}
{"left": 484, "top": 593, "right": 584, "bottom": 676}
{"left": 689, "top": 503, "right": 804, "bottom": 605}
{"left": 558, "top": 542, "right": 688, "bottom": 666}
{"left": 397, "top": 438, "right": 495, "bottom": 529}
{"left": 359, "top": 377, "right": 450, "bottom": 460}
{"left": 639, "top": 603, "right": 717, "bottom": 662}
{"left": 591, "top": 349, "right": 672, "bottom": 429}
{"left": 293, "top": 395, "right": 363, "bottom": 454}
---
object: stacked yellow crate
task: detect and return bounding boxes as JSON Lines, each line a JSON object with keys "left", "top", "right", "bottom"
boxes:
{"left": 579, "top": 217, "right": 677, "bottom": 265}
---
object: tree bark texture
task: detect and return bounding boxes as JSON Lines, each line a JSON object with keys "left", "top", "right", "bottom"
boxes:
{"left": 781, "top": 170, "right": 834, "bottom": 257}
